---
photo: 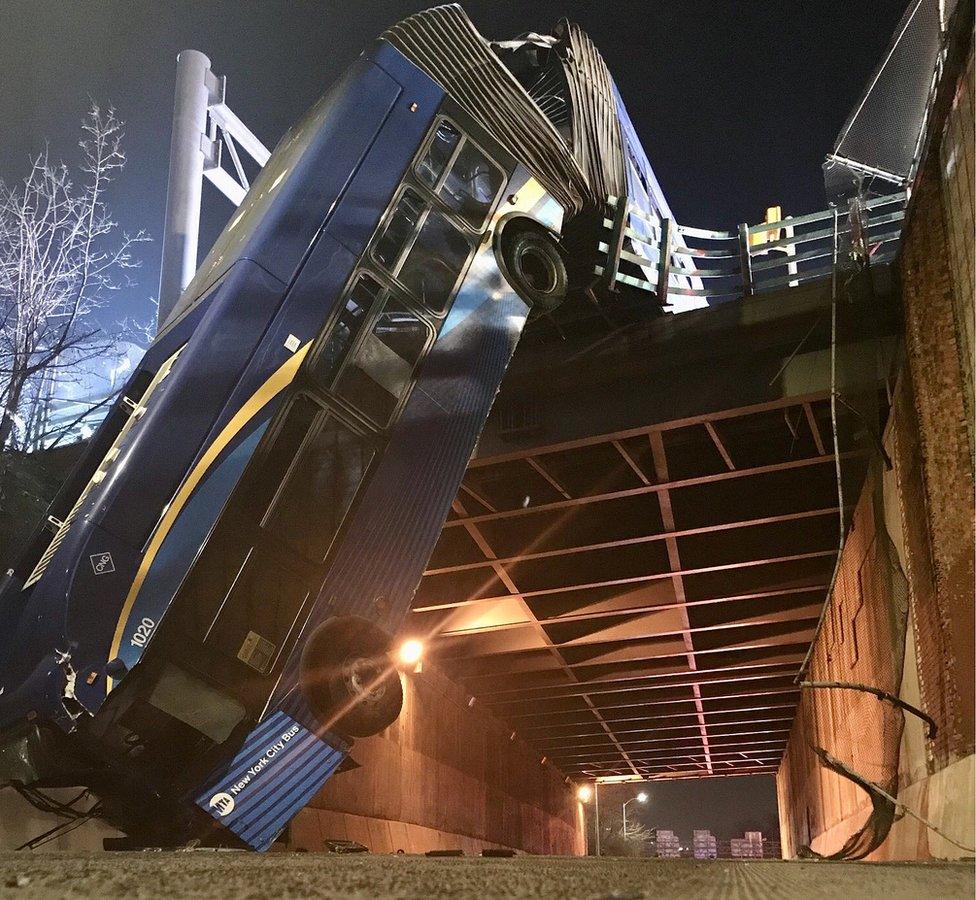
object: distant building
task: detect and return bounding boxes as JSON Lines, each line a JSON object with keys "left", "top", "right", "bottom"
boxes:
{"left": 730, "top": 831, "right": 764, "bottom": 858}
{"left": 692, "top": 829, "right": 717, "bottom": 859}
{"left": 653, "top": 829, "right": 681, "bottom": 859}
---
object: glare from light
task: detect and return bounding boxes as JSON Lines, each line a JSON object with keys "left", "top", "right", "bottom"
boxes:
{"left": 577, "top": 785, "right": 593, "bottom": 803}
{"left": 398, "top": 639, "right": 424, "bottom": 666}
{"left": 637, "top": 792, "right": 648, "bottom": 803}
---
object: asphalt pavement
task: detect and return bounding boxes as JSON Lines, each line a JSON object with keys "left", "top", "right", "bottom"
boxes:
{"left": 0, "top": 851, "right": 972, "bottom": 899}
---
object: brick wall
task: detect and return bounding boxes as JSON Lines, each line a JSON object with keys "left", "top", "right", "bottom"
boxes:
{"left": 939, "top": 43, "right": 975, "bottom": 446}
{"left": 777, "top": 11, "right": 974, "bottom": 859}
{"left": 898, "top": 35, "right": 975, "bottom": 768}
{"left": 776, "top": 448, "right": 909, "bottom": 856}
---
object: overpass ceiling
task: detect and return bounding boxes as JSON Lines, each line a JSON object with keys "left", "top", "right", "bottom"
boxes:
{"left": 416, "top": 391, "right": 869, "bottom": 781}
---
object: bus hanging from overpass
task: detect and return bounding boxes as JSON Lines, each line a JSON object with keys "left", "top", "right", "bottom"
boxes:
{"left": 0, "top": 5, "right": 689, "bottom": 850}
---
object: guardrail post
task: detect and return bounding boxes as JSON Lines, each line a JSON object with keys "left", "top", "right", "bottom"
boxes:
{"left": 738, "top": 223, "right": 754, "bottom": 297}
{"left": 605, "top": 195, "right": 628, "bottom": 292}
{"left": 656, "top": 217, "right": 673, "bottom": 303}
{"left": 848, "top": 195, "right": 868, "bottom": 264}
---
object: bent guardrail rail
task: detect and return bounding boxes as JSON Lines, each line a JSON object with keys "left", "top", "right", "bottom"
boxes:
{"left": 596, "top": 191, "right": 908, "bottom": 309}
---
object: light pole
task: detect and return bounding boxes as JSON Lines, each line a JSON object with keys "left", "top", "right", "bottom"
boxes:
{"left": 622, "top": 791, "right": 648, "bottom": 840}
{"left": 577, "top": 783, "right": 599, "bottom": 856}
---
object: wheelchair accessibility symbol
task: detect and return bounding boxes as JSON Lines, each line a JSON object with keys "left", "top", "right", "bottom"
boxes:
{"left": 89, "top": 552, "right": 115, "bottom": 575}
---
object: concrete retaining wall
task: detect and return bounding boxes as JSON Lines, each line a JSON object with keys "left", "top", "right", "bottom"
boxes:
{"left": 293, "top": 663, "right": 585, "bottom": 855}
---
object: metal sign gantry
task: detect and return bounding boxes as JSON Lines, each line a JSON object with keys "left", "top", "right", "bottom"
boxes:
{"left": 157, "top": 50, "right": 270, "bottom": 328}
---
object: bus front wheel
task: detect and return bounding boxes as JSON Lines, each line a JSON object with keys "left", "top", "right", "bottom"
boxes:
{"left": 496, "top": 219, "right": 567, "bottom": 312}
{"left": 299, "top": 616, "right": 404, "bottom": 738}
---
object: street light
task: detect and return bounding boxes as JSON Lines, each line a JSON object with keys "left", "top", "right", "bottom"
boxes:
{"left": 577, "top": 784, "right": 593, "bottom": 803}
{"left": 396, "top": 639, "right": 424, "bottom": 672}
{"left": 622, "top": 791, "right": 648, "bottom": 839}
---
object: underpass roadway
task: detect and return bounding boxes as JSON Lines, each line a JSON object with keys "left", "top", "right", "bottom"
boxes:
{"left": 0, "top": 851, "right": 972, "bottom": 899}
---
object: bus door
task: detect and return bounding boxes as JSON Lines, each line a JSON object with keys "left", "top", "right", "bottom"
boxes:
{"left": 171, "top": 395, "right": 377, "bottom": 688}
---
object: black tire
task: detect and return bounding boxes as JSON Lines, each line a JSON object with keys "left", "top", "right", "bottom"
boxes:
{"left": 496, "top": 223, "right": 567, "bottom": 311}
{"left": 300, "top": 616, "right": 403, "bottom": 738}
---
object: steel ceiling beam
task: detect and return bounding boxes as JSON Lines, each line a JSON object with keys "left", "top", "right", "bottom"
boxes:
{"left": 450, "top": 636, "right": 816, "bottom": 682}
{"left": 609, "top": 768, "right": 781, "bottom": 781}
{"left": 459, "top": 482, "right": 497, "bottom": 512}
{"left": 803, "top": 401, "right": 828, "bottom": 456}
{"left": 611, "top": 439, "right": 651, "bottom": 484}
{"left": 534, "top": 726, "right": 792, "bottom": 753}
{"left": 519, "top": 702, "right": 801, "bottom": 734}
{"left": 704, "top": 421, "right": 736, "bottom": 470}
{"left": 574, "top": 754, "right": 784, "bottom": 776}
{"left": 422, "top": 550, "right": 835, "bottom": 615}
{"left": 516, "top": 687, "right": 801, "bottom": 723}
{"left": 420, "top": 387, "right": 858, "bottom": 783}
{"left": 478, "top": 653, "right": 807, "bottom": 697}
{"left": 460, "top": 636, "right": 806, "bottom": 684}
{"left": 466, "top": 391, "right": 831, "bottom": 469}
{"left": 499, "top": 673, "right": 801, "bottom": 719}
{"left": 450, "top": 495, "right": 642, "bottom": 777}
{"left": 549, "top": 740, "right": 789, "bottom": 764}
{"left": 480, "top": 660, "right": 804, "bottom": 702}
{"left": 525, "top": 456, "right": 572, "bottom": 499}
{"left": 434, "top": 605, "right": 821, "bottom": 647}
{"left": 446, "top": 591, "right": 825, "bottom": 655}
{"left": 433, "top": 601, "right": 822, "bottom": 656}
{"left": 441, "top": 451, "right": 857, "bottom": 533}
{"left": 424, "top": 507, "right": 839, "bottom": 577}
{"left": 531, "top": 719, "right": 795, "bottom": 747}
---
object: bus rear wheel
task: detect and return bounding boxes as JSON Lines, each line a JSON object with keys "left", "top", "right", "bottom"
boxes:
{"left": 496, "top": 220, "right": 567, "bottom": 312}
{"left": 299, "top": 616, "right": 403, "bottom": 738}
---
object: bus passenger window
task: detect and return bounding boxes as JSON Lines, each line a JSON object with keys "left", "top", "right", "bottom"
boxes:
{"left": 438, "top": 142, "right": 504, "bottom": 228}
{"left": 335, "top": 301, "right": 431, "bottom": 425}
{"left": 265, "top": 415, "right": 374, "bottom": 561}
{"left": 246, "top": 397, "right": 319, "bottom": 515}
{"left": 416, "top": 120, "right": 461, "bottom": 188}
{"left": 309, "top": 275, "right": 382, "bottom": 386}
{"left": 375, "top": 189, "right": 424, "bottom": 272}
{"left": 397, "top": 211, "right": 470, "bottom": 314}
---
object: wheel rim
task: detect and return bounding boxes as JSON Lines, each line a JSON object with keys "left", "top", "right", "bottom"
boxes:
{"left": 518, "top": 245, "right": 558, "bottom": 295}
{"left": 342, "top": 656, "right": 387, "bottom": 707}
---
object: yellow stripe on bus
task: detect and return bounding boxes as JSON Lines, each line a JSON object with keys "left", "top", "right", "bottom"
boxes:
{"left": 106, "top": 343, "right": 311, "bottom": 691}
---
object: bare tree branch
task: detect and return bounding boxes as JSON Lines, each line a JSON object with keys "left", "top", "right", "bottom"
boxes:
{"left": 0, "top": 103, "right": 151, "bottom": 451}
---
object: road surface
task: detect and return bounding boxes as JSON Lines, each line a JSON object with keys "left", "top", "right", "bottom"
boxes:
{"left": 0, "top": 851, "right": 972, "bottom": 899}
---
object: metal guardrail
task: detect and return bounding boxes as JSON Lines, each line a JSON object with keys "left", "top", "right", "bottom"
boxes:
{"left": 595, "top": 191, "right": 908, "bottom": 308}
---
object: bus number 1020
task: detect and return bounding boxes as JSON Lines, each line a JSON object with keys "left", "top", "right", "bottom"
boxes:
{"left": 130, "top": 617, "right": 156, "bottom": 648}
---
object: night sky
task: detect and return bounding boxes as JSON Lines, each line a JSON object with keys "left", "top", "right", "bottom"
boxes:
{"left": 1, "top": 0, "right": 906, "bottom": 839}
{"left": 2, "top": 0, "right": 907, "bottom": 326}
{"left": 599, "top": 777, "right": 781, "bottom": 846}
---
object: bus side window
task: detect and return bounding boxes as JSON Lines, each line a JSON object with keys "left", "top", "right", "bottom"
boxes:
{"left": 308, "top": 274, "right": 382, "bottom": 387}
{"left": 397, "top": 210, "right": 470, "bottom": 314}
{"left": 437, "top": 140, "right": 504, "bottom": 228}
{"left": 374, "top": 189, "right": 425, "bottom": 273}
{"left": 263, "top": 412, "right": 374, "bottom": 562}
{"left": 416, "top": 119, "right": 505, "bottom": 230}
{"left": 334, "top": 300, "right": 431, "bottom": 426}
{"left": 416, "top": 120, "right": 461, "bottom": 188}
{"left": 373, "top": 186, "right": 471, "bottom": 316}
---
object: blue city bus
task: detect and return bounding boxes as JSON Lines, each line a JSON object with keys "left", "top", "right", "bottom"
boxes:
{"left": 0, "top": 6, "right": 675, "bottom": 849}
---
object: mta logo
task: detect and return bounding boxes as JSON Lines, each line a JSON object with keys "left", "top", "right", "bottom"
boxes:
{"left": 209, "top": 792, "right": 235, "bottom": 817}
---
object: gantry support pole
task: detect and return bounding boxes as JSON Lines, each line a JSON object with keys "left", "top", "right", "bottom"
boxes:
{"left": 158, "top": 50, "right": 214, "bottom": 329}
